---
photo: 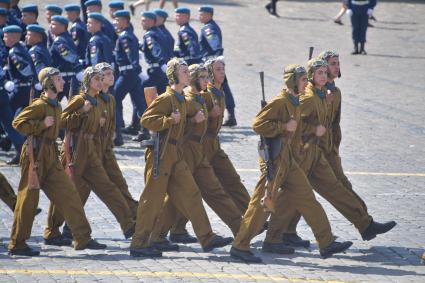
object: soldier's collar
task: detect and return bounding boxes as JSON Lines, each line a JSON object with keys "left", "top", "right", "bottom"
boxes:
{"left": 209, "top": 86, "right": 223, "bottom": 97}
{"left": 325, "top": 81, "right": 336, "bottom": 91}
{"left": 315, "top": 88, "right": 326, "bottom": 100}
{"left": 84, "top": 94, "right": 98, "bottom": 106}
{"left": 99, "top": 91, "right": 110, "bottom": 102}
{"left": 41, "top": 94, "right": 59, "bottom": 107}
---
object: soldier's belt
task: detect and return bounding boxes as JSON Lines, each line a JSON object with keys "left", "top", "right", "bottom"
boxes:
{"left": 118, "top": 65, "right": 133, "bottom": 71}
{"left": 351, "top": 0, "right": 369, "bottom": 5}
{"left": 188, "top": 135, "right": 203, "bottom": 143}
{"left": 17, "top": 82, "right": 31, "bottom": 88}
{"left": 148, "top": 63, "right": 160, "bottom": 68}
{"left": 60, "top": 72, "right": 76, "bottom": 77}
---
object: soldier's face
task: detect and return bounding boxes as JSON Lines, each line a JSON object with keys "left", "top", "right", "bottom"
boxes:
{"left": 90, "top": 74, "right": 104, "bottom": 92}
{"left": 114, "top": 17, "right": 127, "bottom": 32}
{"left": 327, "top": 57, "right": 340, "bottom": 80}
{"left": 3, "top": 32, "right": 20, "bottom": 48}
{"left": 65, "top": 11, "right": 79, "bottom": 23}
{"left": 212, "top": 61, "right": 225, "bottom": 85}
{"left": 0, "top": 15, "right": 6, "bottom": 26}
{"left": 86, "top": 5, "right": 101, "bottom": 14}
{"left": 156, "top": 16, "right": 165, "bottom": 26}
{"left": 45, "top": 10, "right": 55, "bottom": 23}
{"left": 313, "top": 67, "right": 328, "bottom": 88}
{"left": 177, "top": 65, "right": 189, "bottom": 86}
{"left": 296, "top": 74, "right": 308, "bottom": 95}
{"left": 22, "top": 12, "right": 37, "bottom": 25}
{"left": 53, "top": 75, "right": 65, "bottom": 93}
{"left": 198, "top": 70, "right": 209, "bottom": 91}
{"left": 141, "top": 17, "right": 155, "bottom": 30}
{"left": 50, "top": 22, "right": 66, "bottom": 35}
{"left": 102, "top": 69, "right": 115, "bottom": 87}
{"left": 87, "top": 18, "right": 101, "bottom": 34}
{"left": 175, "top": 13, "right": 189, "bottom": 25}
{"left": 198, "top": 12, "right": 212, "bottom": 24}
{"left": 25, "top": 31, "right": 40, "bottom": 46}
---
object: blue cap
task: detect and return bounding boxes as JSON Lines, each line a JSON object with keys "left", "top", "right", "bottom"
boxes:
{"left": 175, "top": 7, "right": 190, "bottom": 14}
{"left": 22, "top": 4, "right": 38, "bottom": 14}
{"left": 87, "top": 12, "right": 104, "bottom": 22}
{"left": 0, "top": 0, "right": 10, "bottom": 4}
{"left": 108, "top": 1, "right": 124, "bottom": 9}
{"left": 153, "top": 8, "right": 168, "bottom": 18}
{"left": 84, "top": 0, "right": 102, "bottom": 7}
{"left": 46, "top": 4, "right": 63, "bottom": 15}
{"left": 51, "top": 15, "right": 69, "bottom": 25}
{"left": 3, "top": 25, "right": 23, "bottom": 33}
{"left": 0, "top": 8, "right": 7, "bottom": 15}
{"left": 64, "top": 4, "right": 81, "bottom": 12}
{"left": 142, "top": 11, "right": 156, "bottom": 20}
{"left": 199, "top": 5, "right": 214, "bottom": 14}
{"left": 114, "top": 10, "right": 130, "bottom": 18}
{"left": 26, "top": 24, "right": 46, "bottom": 34}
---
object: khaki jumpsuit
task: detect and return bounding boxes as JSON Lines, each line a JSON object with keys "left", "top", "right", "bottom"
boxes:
{"left": 0, "top": 172, "right": 17, "bottom": 211}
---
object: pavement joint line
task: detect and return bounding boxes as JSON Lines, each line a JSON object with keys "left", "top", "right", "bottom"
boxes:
{"left": 117, "top": 165, "right": 425, "bottom": 177}
{"left": 0, "top": 269, "right": 349, "bottom": 282}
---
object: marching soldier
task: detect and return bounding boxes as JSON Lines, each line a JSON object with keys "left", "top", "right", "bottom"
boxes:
{"left": 174, "top": 7, "right": 202, "bottom": 65}
{"left": 150, "top": 64, "right": 244, "bottom": 247}
{"left": 26, "top": 24, "right": 52, "bottom": 74}
{"left": 45, "top": 4, "right": 62, "bottom": 48}
{"left": 153, "top": 9, "right": 174, "bottom": 61}
{"left": 8, "top": 67, "right": 106, "bottom": 256}
{"left": 273, "top": 57, "right": 396, "bottom": 247}
{"left": 0, "top": 0, "right": 20, "bottom": 26}
{"left": 64, "top": 4, "right": 89, "bottom": 64}
{"left": 230, "top": 64, "right": 353, "bottom": 263}
{"left": 84, "top": 0, "right": 117, "bottom": 45}
{"left": 20, "top": 4, "right": 39, "bottom": 42}
{"left": 45, "top": 67, "right": 136, "bottom": 242}
{"left": 347, "top": 0, "right": 376, "bottom": 54}
{"left": 198, "top": 5, "right": 237, "bottom": 127}
{"left": 85, "top": 12, "right": 114, "bottom": 67}
{"left": 49, "top": 15, "right": 83, "bottom": 101}
{"left": 130, "top": 58, "right": 233, "bottom": 257}
{"left": 112, "top": 10, "right": 146, "bottom": 146}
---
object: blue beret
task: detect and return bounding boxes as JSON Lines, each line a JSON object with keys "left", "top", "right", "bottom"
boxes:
{"left": 199, "top": 5, "right": 214, "bottom": 14}
{"left": 46, "top": 5, "right": 63, "bottom": 15}
{"left": 3, "top": 25, "right": 22, "bottom": 33}
{"left": 26, "top": 24, "right": 46, "bottom": 34}
{"left": 0, "top": 0, "right": 10, "bottom": 4}
{"left": 22, "top": 4, "right": 38, "bottom": 14}
{"left": 175, "top": 7, "right": 190, "bottom": 14}
{"left": 84, "top": 0, "right": 102, "bottom": 7}
{"left": 142, "top": 11, "right": 156, "bottom": 20}
{"left": 153, "top": 8, "right": 168, "bottom": 18}
{"left": 87, "top": 12, "right": 104, "bottom": 22}
{"left": 0, "top": 8, "right": 7, "bottom": 15}
{"left": 109, "top": 1, "right": 124, "bottom": 9}
{"left": 51, "top": 15, "right": 69, "bottom": 25}
{"left": 64, "top": 4, "right": 81, "bottom": 12}
{"left": 114, "top": 10, "right": 130, "bottom": 18}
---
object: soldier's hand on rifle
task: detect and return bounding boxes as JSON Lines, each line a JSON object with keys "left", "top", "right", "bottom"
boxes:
{"left": 193, "top": 110, "right": 205, "bottom": 123}
{"left": 171, "top": 110, "right": 181, "bottom": 124}
{"left": 316, "top": 125, "right": 326, "bottom": 137}
{"left": 83, "top": 100, "right": 92, "bottom": 112}
{"left": 286, "top": 119, "right": 297, "bottom": 132}
{"left": 210, "top": 104, "right": 221, "bottom": 118}
{"left": 99, "top": 117, "right": 106, "bottom": 127}
{"left": 44, "top": 116, "right": 55, "bottom": 128}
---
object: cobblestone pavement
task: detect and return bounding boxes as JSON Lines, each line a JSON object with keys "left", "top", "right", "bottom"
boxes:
{"left": 1, "top": 0, "right": 425, "bottom": 282}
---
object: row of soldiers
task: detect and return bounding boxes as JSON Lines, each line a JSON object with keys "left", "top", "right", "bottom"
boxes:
{"left": 2, "top": 49, "right": 396, "bottom": 262}
{"left": 0, "top": 2, "right": 238, "bottom": 165}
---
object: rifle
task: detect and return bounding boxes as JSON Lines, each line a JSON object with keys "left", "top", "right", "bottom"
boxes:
{"left": 309, "top": 46, "right": 314, "bottom": 60}
{"left": 27, "top": 79, "right": 40, "bottom": 189}
{"left": 258, "top": 71, "right": 276, "bottom": 213}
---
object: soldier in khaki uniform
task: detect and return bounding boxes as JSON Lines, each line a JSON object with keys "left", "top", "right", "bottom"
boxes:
{"left": 8, "top": 67, "right": 106, "bottom": 256}
{"left": 44, "top": 67, "right": 136, "bottom": 243}
{"left": 230, "top": 64, "right": 353, "bottom": 263}
{"left": 150, "top": 64, "right": 243, "bottom": 248}
{"left": 130, "top": 58, "right": 233, "bottom": 257}
{"left": 270, "top": 58, "right": 396, "bottom": 247}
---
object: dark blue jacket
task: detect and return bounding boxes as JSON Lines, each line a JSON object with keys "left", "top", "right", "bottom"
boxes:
{"left": 200, "top": 19, "right": 223, "bottom": 59}
{"left": 86, "top": 31, "right": 114, "bottom": 66}
{"left": 115, "top": 27, "right": 141, "bottom": 74}
{"left": 29, "top": 42, "right": 53, "bottom": 74}
{"left": 50, "top": 32, "right": 83, "bottom": 73}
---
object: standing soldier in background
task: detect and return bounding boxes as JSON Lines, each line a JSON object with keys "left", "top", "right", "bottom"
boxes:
{"left": 49, "top": 15, "right": 83, "bottom": 101}
{"left": 84, "top": 0, "right": 117, "bottom": 45}
{"left": 174, "top": 7, "right": 202, "bottom": 66}
{"left": 45, "top": 5, "right": 62, "bottom": 48}
{"left": 64, "top": 4, "right": 89, "bottom": 66}
{"left": 153, "top": 9, "right": 174, "bottom": 62}
{"left": 85, "top": 13, "right": 114, "bottom": 67}
{"left": 347, "top": 0, "right": 376, "bottom": 54}
{"left": 20, "top": 4, "right": 39, "bottom": 42}
{"left": 26, "top": 25, "right": 52, "bottom": 75}
{"left": 198, "top": 5, "right": 237, "bottom": 127}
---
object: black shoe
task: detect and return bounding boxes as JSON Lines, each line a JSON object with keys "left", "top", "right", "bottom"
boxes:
{"left": 152, "top": 239, "right": 179, "bottom": 251}
{"left": 124, "top": 224, "right": 135, "bottom": 239}
{"left": 257, "top": 221, "right": 268, "bottom": 235}
{"left": 360, "top": 42, "right": 367, "bottom": 55}
{"left": 169, "top": 233, "right": 198, "bottom": 244}
{"left": 230, "top": 247, "right": 262, "bottom": 263}
{"left": 265, "top": 3, "right": 272, "bottom": 14}
{"left": 8, "top": 246, "right": 40, "bottom": 256}
{"left": 0, "top": 136, "right": 12, "bottom": 152}
{"left": 35, "top": 208, "right": 42, "bottom": 216}
{"left": 44, "top": 235, "right": 72, "bottom": 246}
{"left": 130, "top": 246, "right": 162, "bottom": 257}
{"left": 222, "top": 116, "right": 237, "bottom": 127}
{"left": 62, "top": 223, "right": 73, "bottom": 240}
{"left": 334, "top": 19, "right": 343, "bottom": 25}
{"left": 361, "top": 220, "right": 397, "bottom": 241}
{"left": 114, "top": 135, "right": 124, "bottom": 146}
{"left": 77, "top": 239, "right": 107, "bottom": 250}
{"left": 368, "top": 22, "right": 374, "bottom": 28}
{"left": 132, "top": 132, "right": 151, "bottom": 142}
{"left": 320, "top": 241, "right": 353, "bottom": 259}
{"left": 203, "top": 235, "right": 233, "bottom": 252}
{"left": 129, "top": 4, "right": 135, "bottom": 16}
{"left": 122, "top": 125, "right": 140, "bottom": 136}
{"left": 370, "top": 15, "right": 377, "bottom": 21}
{"left": 360, "top": 50, "right": 367, "bottom": 55}
{"left": 6, "top": 154, "right": 20, "bottom": 165}
{"left": 262, "top": 242, "right": 295, "bottom": 254}
{"left": 282, "top": 233, "right": 310, "bottom": 248}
